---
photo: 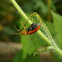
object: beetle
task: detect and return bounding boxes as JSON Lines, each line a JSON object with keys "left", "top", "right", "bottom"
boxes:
{"left": 14, "top": 12, "right": 41, "bottom": 35}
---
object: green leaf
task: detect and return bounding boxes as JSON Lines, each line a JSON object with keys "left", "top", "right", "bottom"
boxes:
{"left": 13, "top": 50, "right": 40, "bottom": 62}
{"left": 51, "top": 11, "right": 62, "bottom": 48}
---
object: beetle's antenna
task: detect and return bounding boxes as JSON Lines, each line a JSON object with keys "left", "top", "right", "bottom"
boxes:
{"left": 13, "top": 33, "right": 20, "bottom": 35}
{"left": 14, "top": 25, "right": 20, "bottom": 32}
{"left": 29, "top": 15, "right": 34, "bottom": 23}
{"left": 13, "top": 25, "right": 20, "bottom": 35}
{"left": 29, "top": 12, "right": 41, "bottom": 24}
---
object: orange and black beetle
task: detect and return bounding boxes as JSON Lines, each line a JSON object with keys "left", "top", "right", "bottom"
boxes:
{"left": 14, "top": 12, "right": 41, "bottom": 35}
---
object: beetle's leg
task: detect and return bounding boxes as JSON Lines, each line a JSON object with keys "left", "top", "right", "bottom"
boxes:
{"left": 14, "top": 23, "right": 26, "bottom": 35}
{"left": 21, "top": 22, "right": 26, "bottom": 31}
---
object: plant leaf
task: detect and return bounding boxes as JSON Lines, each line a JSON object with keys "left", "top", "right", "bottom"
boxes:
{"left": 51, "top": 11, "right": 62, "bottom": 48}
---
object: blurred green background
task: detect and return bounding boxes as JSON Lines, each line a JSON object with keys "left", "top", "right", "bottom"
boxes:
{"left": 0, "top": 0, "right": 62, "bottom": 62}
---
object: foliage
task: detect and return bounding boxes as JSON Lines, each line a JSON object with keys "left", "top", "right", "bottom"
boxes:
{"left": 52, "top": 11, "right": 62, "bottom": 62}
{"left": 52, "top": 11, "right": 62, "bottom": 49}
{"left": 13, "top": 11, "right": 62, "bottom": 62}
{"left": 11, "top": 0, "right": 62, "bottom": 61}
{"left": 13, "top": 50, "right": 40, "bottom": 62}
{"left": 0, "top": 0, "right": 62, "bottom": 62}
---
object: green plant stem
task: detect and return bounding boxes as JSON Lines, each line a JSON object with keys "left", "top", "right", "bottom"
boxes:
{"left": 11, "top": 0, "right": 62, "bottom": 56}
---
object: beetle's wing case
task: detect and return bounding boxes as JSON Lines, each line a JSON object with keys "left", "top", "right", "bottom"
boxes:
{"left": 27, "top": 23, "right": 40, "bottom": 32}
